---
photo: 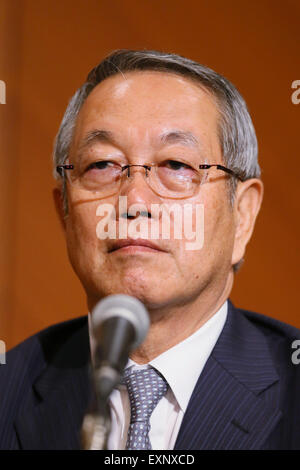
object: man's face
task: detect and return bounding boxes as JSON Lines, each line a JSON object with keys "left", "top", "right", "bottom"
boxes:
{"left": 62, "top": 71, "right": 238, "bottom": 311}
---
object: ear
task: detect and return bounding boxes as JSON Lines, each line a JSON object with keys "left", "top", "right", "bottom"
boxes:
{"left": 231, "top": 178, "right": 264, "bottom": 266}
{"left": 53, "top": 186, "right": 66, "bottom": 232}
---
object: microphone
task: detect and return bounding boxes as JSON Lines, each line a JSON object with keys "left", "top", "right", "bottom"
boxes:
{"left": 90, "top": 294, "right": 150, "bottom": 401}
{"left": 82, "top": 294, "right": 149, "bottom": 450}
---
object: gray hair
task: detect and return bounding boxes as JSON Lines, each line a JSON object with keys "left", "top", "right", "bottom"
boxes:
{"left": 53, "top": 49, "right": 261, "bottom": 270}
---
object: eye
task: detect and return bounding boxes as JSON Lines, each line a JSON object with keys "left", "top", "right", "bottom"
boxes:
{"left": 163, "top": 160, "right": 194, "bottom": 171}
{"left": 85, "top": 160, "right": 117, "bottom": 171}
{"left": 166, "top": 160, "right": 185, "bottom": 170}
{"left": 160, "top": 160, "right": 196, "bottom": 176}
{"left": 157, "top": 159, "right": 198, "bottom": 187}
{"left": 81, "top": 160, "right": 122, "bottom": 184}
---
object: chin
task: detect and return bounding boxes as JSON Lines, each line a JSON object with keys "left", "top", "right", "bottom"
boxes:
{"left": 88, "top": 278, "right": 173, "bottom": 311}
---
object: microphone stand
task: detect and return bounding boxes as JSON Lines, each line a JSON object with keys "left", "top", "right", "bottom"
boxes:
{"left": 81, "top": 406, "right": 111, "bottom": 450}
{"left": 81, "top": 364, "right": 121, "bottom": 450}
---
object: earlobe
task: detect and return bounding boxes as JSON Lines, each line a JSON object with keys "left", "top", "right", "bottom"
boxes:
{"left": 53, "top": 186, "right": 66, "bottom": 231}
{"left": 231, "top": 178, "right": 264, "bottom": 266}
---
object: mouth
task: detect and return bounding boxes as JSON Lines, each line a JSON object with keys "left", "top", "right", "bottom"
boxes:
{"left": 108, "top": 238, "right": 167, "bottom": 253}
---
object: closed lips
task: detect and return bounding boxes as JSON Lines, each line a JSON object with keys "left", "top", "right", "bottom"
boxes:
{"left": 108, "top": 239, "right": 166, "bottom": 252}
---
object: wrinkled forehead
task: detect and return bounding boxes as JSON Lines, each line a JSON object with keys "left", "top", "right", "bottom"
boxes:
{"left": 71, "top": 71, "right": 221, "bottom": 157}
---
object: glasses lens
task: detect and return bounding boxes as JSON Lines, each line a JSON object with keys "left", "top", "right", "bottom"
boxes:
{"left": 151, "top": 160, "right": 201, "bottom": 198}
{"left": 65, "top": 159, "right": 204, "bottom": 199}
{"left": 69, "top": 159, "right": 123, "bottom": 193}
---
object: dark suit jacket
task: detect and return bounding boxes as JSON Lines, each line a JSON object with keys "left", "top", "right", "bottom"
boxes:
{"left": 1, "top": 300, "right": 300, "bottom": 450}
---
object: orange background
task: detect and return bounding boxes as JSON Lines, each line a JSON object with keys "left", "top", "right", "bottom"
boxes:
{"left": 1, "top": 0, "right": 299, "bottom": 350}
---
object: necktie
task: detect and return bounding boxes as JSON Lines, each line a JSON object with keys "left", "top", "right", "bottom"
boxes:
{"left": 122, "top": 367, "right": 168, "bottom": 450}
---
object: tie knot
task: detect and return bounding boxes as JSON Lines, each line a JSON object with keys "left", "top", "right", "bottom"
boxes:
{"left": 122, "top": 367, "right": 168, "bottom": 424}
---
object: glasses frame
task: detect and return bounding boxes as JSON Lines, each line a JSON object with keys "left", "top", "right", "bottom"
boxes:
{"left": 198, "top": 164, "right": 244, "bottom": 181}
{"left": 57, "top": 162, "right": 244, "bottom": 179}
{"left": 56, "top": 162, "right": 245, "bottom": 198}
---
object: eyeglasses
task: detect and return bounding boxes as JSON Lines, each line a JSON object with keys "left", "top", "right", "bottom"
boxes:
{"left": 56, "top": 159, "right": 244, "bottom": 199}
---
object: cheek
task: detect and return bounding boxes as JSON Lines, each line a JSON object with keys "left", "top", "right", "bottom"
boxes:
{"left": 186, "top": 185, "right": 235, "bottom": 264}
{"left": 204, "top": 196, "right": 236, "bottom": 262}
{"left": 65, "top": 201, "right": 104, "bottom": 264}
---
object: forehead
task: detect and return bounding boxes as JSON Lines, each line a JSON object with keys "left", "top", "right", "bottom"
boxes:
{"left": 72, "top": 71, "right": 220, "bottom": 153}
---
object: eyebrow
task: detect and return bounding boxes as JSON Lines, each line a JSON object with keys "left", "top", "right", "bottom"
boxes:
{"left": 77, "top": 128, "right": 201, "bottom": 156}
{"left": 158, "top": 130, "right": 200, "bottom": 149}
{"left": 78, "top": 129, "right": 115, "bottom": 151}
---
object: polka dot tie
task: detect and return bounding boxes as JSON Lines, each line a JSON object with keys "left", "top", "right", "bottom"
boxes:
{"left": 122, "top": 367, "right": 168, "bottom": 450}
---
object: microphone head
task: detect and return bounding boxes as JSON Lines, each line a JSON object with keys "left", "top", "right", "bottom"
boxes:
{"left": 91, "top": 294, "right": 150, "bottom": 350}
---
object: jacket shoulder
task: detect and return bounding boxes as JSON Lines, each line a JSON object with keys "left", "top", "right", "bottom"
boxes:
{"left": 232, "top": 304, "right": 300, "bottom": 377}
{"left": 0, "top": 316, "right": 88, "bottom": 449}
{"left": 236, "top": 305, "right": 300, "bottom": 341}
{"left": 0, "top": 316, "right": 88, "bottom": 392}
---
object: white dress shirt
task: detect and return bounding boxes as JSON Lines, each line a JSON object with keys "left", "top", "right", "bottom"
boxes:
{"left": 88, "top": 300, "right": 228, "bottom": 450}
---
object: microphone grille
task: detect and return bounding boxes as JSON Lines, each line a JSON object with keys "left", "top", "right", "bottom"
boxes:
{"left": 91, "top": 294, "right": 150, "bottom": 350}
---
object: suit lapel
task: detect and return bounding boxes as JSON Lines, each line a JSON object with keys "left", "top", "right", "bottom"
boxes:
{"left": 174, "top": 301, "right": 282, "bottom": 450}
{"left": 14, "top": 319, "right": 93, "bottom": 450}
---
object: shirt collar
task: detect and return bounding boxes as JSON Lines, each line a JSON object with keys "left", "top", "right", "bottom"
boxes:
{"left": 150, "top": 301, "right": 227, "bottom": 411}
{"left": 88, "top": 300, "right": 228, "bottom": 412}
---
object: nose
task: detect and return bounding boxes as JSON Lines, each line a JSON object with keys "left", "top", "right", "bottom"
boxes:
{"left": 120, "top": 165, "right": 153, "bottom": 198}
{"left": 117, "top": 165, "right": 161, "bottom": 220}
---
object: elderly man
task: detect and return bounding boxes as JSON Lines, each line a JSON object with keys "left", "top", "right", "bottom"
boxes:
{"left": 0, "top": 49, "right": 299, "bottom": 450}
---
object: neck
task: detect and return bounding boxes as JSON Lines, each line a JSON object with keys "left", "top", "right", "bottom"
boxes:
{"left": 129, "top": 272, "right": 233, "bottom": 364}
{"left": 87, "top": 271, "right": 234, "bottom": 365}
